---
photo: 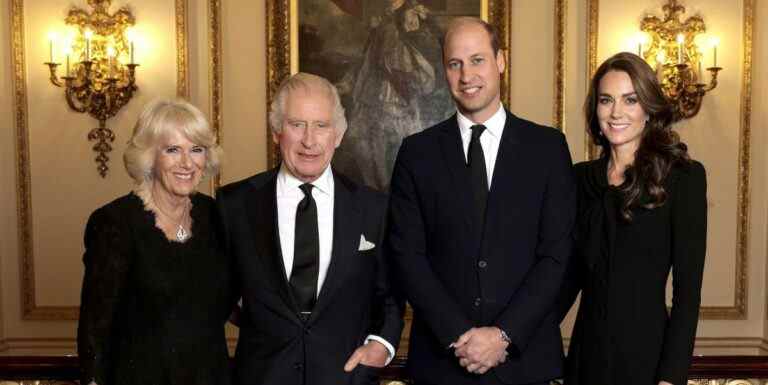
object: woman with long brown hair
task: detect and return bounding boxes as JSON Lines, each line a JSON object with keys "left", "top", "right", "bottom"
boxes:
{"left": 559, "top": 52, "right": 707, "bottom": 385}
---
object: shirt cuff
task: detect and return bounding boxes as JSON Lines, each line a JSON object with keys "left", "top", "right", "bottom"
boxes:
{"left": 364, "top": 334, "right": 395, "bottom": 366}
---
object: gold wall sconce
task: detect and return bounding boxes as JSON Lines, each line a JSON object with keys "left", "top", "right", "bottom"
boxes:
{"left": 44, "top": 0, "right": 140, "bottom": 177}
{"left": 635, "top": 0, "right": 721, "bottom": 121}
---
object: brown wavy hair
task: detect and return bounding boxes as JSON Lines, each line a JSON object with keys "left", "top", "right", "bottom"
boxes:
{"left": 584, "top": 52, "right": 690, "bottom": 222}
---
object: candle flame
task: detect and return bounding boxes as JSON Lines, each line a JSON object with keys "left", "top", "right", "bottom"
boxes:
{"left": 125, "top": 27, "right": 136, "bottom": 43}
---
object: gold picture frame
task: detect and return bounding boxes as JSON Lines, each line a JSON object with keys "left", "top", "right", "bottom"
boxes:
{"left": 265, "top": 0, "right": 511, "bottom": 172}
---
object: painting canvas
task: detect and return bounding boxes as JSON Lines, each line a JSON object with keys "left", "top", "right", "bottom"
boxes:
{"left": 297, "top": 0, "right": 483, "bottom": 191}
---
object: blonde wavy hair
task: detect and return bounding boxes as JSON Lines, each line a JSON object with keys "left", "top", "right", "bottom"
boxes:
{"left": 123, "top": 98, "right": 222, "bottom": 187}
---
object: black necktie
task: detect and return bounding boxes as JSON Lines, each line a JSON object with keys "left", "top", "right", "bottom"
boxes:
{"left": 468, "top": 125, "right": 488, "bottom": 229}
{"left": 290, "top": 183, "right": 319, "bottom": 318}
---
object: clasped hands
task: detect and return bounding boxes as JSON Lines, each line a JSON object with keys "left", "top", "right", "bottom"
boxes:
{"left": 452, "top": 326, "right": 509, "bottom": 375}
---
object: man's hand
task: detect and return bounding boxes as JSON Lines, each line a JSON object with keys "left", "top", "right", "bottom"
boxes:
{"left": 343, "top": 340, "right": 390, "bottom": 372}
{"left": 452, "top": 327, "right": 509, "bottom": 374}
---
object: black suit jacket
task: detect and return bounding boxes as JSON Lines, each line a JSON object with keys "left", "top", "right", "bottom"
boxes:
{"left": 387, "top": 110, "right": 576, "bottom": 385}
{"left": 217, "top": 169, "right": 404, "bottom": 385}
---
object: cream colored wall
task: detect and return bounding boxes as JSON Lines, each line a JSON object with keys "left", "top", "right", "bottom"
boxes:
{"left": 508, "top": 0, "right": 556, "bottom": 127}
{"left": 1, "top": 0, "right": 768, "bottom": 356}
{"left": 219, "top": 0, "right": 268, "bottom": 183}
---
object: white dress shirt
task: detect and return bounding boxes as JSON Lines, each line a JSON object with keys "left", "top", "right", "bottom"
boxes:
{"left": 275, "top": 165, "right": 395, "bottom": 363}
{"left": 457, "top": 103, "right": 507, "bottom": 189}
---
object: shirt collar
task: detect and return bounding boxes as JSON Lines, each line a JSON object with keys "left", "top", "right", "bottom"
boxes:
{"left": 457, "top": 103, "right": 506, "bottom": 139}
{"left": 277, "top": 164, "right": 334, "bottom": 197}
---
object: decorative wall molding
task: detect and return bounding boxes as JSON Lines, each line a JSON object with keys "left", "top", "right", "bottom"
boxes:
{"left": 703, "top": 0, "right": 753, "bottom": 320}
{"left": 554, "top": 0, "right": 567, "bottom": 131}
{"left": 0, "top": 337, "right": 238, "bottom": 353}
{"left": 176, "top": 0, "right": 189, "bottom": 98}
{"left": 581, "top": 0, "right": 752, "bottom": 320}
{"left": 11, "top": 0, "right": 190, "bottom": 320}
{"left": 208, "top": 0, "right": 222, "bottom": 188}
{"left": 584, "top": 0, "right": 599, "bottom": 160}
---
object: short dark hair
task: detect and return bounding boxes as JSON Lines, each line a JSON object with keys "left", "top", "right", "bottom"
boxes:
{"left": 442, "top": 17, "right": 501, "bottom": 57}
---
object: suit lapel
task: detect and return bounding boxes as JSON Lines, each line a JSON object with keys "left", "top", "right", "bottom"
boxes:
{"left": 438, "top": 116, "right": 474, "bottom": 229}
{"left": 485, "top": 110, "right": 524, "bottom": 228}
{"left": 244, "top": 172, "right": 298, "bottom": 314}
{"left": 309, "top": 173, "right": 361, "bottom": 323}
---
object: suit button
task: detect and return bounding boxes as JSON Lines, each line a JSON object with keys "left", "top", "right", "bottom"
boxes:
{"left": 293, "top": 362, "right": 303, "bottom": 370}
{"left": 478, "top": 260, "right": 487, "bottom": 268}
{"left": 474, "top": 298, "right": 482, "bottom": 307}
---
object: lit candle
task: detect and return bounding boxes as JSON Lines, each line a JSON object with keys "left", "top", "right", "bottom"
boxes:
{"left": 676, "top": 34, "right": 684, "bottom": 64}
{"left": 107, "top": 45, "right": 116, "bottom": 78}
{"left": 711, "top": 37, "right": 719, "bottom": 68}
{"left": 63, "top": 44, "right": 71, "bottom": 77}
{"left": 698, "top": 60, "right": 702, "bottom": 81}
{"left": 126, "top": 27, "right": 136, "bottom": 64}
{"left": 636, "top": 32, "right": 648, "bottom": 59}
{"left": 48, "top": 38, "right": 53, "bottom": 62}
{"left": 84, "top": 29, "right": 93, "bottom": 61}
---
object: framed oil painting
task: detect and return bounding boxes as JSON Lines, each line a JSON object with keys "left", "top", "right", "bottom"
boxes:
{"left": 267, "top": 0, "right": 510, "bottom": 191}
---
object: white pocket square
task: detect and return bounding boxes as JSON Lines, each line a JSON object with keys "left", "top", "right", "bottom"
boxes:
{"left": 358, "top": 234, "right": 376, "bottom": 251}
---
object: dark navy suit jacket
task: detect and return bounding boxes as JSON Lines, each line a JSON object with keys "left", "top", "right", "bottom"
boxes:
{"left": 387, "top": 110, "right": 576, "bottom": 384}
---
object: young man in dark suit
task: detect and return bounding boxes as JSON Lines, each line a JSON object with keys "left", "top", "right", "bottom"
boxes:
{"left": 387, "top": 17, "right": 577, "bottom": 385}
{"left": 217, "top": 73, "right": 404, "bottom": 385}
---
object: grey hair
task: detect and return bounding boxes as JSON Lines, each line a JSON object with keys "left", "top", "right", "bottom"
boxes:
{"left": 268, "top": 72, "right": 347, "bottom": 135}
{"left": 123, "top": 98, "right": 222, "bottom": 185}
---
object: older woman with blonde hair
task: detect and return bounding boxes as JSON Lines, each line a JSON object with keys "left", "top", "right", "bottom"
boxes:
{"left": 77, "top": 98, "right": 231, "bottom": 385}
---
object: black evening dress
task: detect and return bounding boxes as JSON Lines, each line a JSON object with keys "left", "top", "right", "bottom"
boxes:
{"left": 77, "top": 192, "right": 231, "bottom": 385}
{"left": 560, "top": 157, "right": 707, "bottom": 385}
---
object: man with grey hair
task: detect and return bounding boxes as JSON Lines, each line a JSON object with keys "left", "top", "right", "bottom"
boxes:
{"left": 217, "top": 72, "right": 404, "bottom": 385}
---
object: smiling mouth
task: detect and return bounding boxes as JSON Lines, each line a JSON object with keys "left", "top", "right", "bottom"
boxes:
{"left": 174, "top": 172, "right": 194, "bottom": 180}
{"left": 607, "top": 122, "right": 631, "bottom": 130}
{"left": 298, "top": 153, "right": 320, "bottom": 160}
{"left": 461, "top": 86, "right": 482, "bottom": 96}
